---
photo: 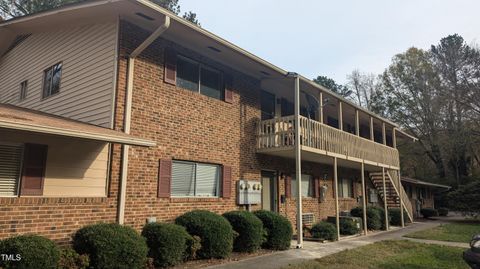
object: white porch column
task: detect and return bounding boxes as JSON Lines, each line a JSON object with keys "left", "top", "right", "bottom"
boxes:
{"left": 355, "top": 110, "right": 360, "bottom": 136}
{"left": 294, "top": 74, "right": 303, "bottom": 248}
{"left": 319, "top": 92, "right": 323, "bottom": 123}
{"left": 382, "top": 122, "right": 387, "bottom": 145}
{"left": 370, "top": 116, "right": 374, "bottom": 141}
{"left": 338, "top": 102, "right": 343, "bottom": 131}
{"left": 333, "top": 157, "right": 340, "bottom": 240}
{"left": 398, "top": 170, "right": 405, "bottom": 227}
{"left": 382, "top": 167, "right": 389, "bottom": 230}
{"left": 361, "top": 162, "right": 367, "bottom": 235}
{"left": 393, "top": 128, "right": 397, "bottom": 148}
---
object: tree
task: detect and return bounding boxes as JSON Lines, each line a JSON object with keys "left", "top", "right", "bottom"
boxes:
{"left": 313, "top": 75, "right": 352, "bottom": 98}
{"left": 380, "top": 47, "right": 447, "bottom": 179}
{"left": 346, "top": 69, "right": 384, "bottom": 111}
{"left": 1, "top": 0, "right": 201, "bottom": 26}
{"left": 430, "top": 34, "right": 480, "bottom": 184}
{"left": 151, "top": 0, "right": 200, "bottom": 26}
{"left": 447, "top": 180, "right": 480, "bottom": 217}
{"left": 0, "top": 0, "right": 79, "bottom": 18}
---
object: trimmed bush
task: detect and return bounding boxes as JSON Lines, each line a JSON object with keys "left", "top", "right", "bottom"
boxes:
{"left": 142, "top": 222, "right": 195, "bottom": 268}
{"left": 58, "top": 247, "right": 89, "bottom": 269}
{"left": 175, "top": 210, "right": 234, "bottom": 259}
{"left": 0, "top": 234, "right": 60, "bottom": 269}
{"left": 351, "top": 206, "right": 384, "bottom": 230}
{"left": 388, "top": 208, "right": 411, "bottom": 226}
{"left": 339, "top": 218, "right": 360, "bottom": 235}
{"left": 253, "top": 210, "right": 292, "bottom": 250}
{"left": 223, "top": 211, "right": 265, "bottom": 253}
{"left": 310, "top": 221, "right": 336, "bottom": 241}
{"left": 73, "top": 223, "right": 148, "bottom": 269}
{"left": 420, "top": 208, "right": 439, "bottom": 219}
{"left": 438, "top": 207, "right": 449, "bottom": 216}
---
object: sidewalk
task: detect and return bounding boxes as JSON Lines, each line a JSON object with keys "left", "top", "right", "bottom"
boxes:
{"left": 207, "top": 221, "right": 443, "bottom": 269}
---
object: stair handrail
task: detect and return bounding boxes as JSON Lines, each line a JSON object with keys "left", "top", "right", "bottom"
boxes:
{"left": 386, "top": 170, "right": 413, "bottom": 222}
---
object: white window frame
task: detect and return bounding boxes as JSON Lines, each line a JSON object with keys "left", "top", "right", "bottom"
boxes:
{"left": 171, "top": 160, "right": 221, "bottom": 198}
{"left": 19, "top": 80, "right": 28, "bottom": 101}
{"left": 338, "top": 178, "right": 354, "bottom": 198}
{"left": 291, "top": 174, "right": 313, "bottom": 198}
{"left": 0, "top": 142, "right": 24, "bottom": 197}
{"left": 42, "top": 62, "right": 62, "bottom": 99}
{"left": 176, "top": 55, "right": 223, "bottom": 100}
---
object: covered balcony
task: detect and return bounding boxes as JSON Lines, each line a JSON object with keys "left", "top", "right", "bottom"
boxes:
{"left": 256, "top": 76, "right": 414, "bottom": 170}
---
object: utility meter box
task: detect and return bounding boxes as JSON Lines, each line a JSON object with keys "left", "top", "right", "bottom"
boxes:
{"left": 237, "top": 180, "right": 261, "bottom": 205}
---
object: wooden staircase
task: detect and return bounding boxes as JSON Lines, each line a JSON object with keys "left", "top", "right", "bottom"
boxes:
{"left": 369, "top": 170, "right": 413, "bottom": 222}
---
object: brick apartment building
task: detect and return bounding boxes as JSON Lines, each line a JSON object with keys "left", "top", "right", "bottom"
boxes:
{"left": 0, "top": 0, "right": 419, "bottom": 243}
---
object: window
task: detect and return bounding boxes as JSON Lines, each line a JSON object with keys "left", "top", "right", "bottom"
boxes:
{"left": 171, "top": 160, "right": 220, "bottom": 197}
{"left": 0, "top": 143, "right": 23, "bottom": 197}
{"left": 176, "top": 56, "right": 223, "bottom": 100}
{"left": 43, "top": 62, "right": 62, "bottom": 98}
{"left": 291, "top": 174, "right": 313, "bottom": 197}
{"left": 338, "top": 178, "right": 354, "bottom": 198}
{"left": 20, "top": 80, "right": 28, "bottom": 100}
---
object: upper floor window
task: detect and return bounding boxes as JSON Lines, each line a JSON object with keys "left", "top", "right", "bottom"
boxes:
{"left": 171, "top": 160, "right": 220, "bottom": 197}
{"left": 291, "top": 174, "right": 313, "bottom": 197}
{"left": 176, "top": 56, "right": 223, "bottom": 100}
{"left": 43, "top": 62, "right": 62, "bottom": 98}
{"left": 19, "top": 80, "right": 28, "bottom": 101}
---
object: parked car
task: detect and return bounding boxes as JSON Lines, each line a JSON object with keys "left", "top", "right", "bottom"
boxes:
{"left": 464, "top": 234, "right": 480, "bottom": 269}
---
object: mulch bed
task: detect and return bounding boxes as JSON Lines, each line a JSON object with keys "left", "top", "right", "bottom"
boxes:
{"left": 171, "top": 249, "right": 276, "bottom": 269}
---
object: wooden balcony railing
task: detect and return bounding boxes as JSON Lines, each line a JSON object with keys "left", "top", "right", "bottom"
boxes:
{"left": 257, "top": 115, "right": 400, "bottom": 168}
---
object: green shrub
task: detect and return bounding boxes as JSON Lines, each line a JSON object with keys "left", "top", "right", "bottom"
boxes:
{"left": 223, "top": 211, "right": 265, "bottom": 253}
{"left": 175, "top": 210, "right": 234, "bottom": 259}
{"left": 0, "top": 234, "right": 60, "bottom": 269}
{"left": 142, "top": 222, "right": 196, "bottom": 268}
{"left": 310, "top": 221, "right": 337, "bottom": 241}
{"left": 253, "top": 210, "right": 292, "bottom": 250}
{"left": 438, "top": 207, "right": 449, "bottom": 216}
{"left": 388, "top": 208, "right": 410, "bottom": 226}
{"left": 58, "top": 247, "right": 89, "bottom": 269}
{"left": 339, "top": 218, "right": 360, "bottom": 235}
{"left": 420, "top": 208, "right": 439, "bottom": 219}
{"left": 351, "top": 206, "right": 385, "bottom": 230}
{"left": 73, "top": 223, "right": 148, "bottom": 269}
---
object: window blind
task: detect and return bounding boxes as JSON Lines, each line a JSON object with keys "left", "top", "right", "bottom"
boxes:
{"left": 0, "top": 144, "right": 23, "bottom": 196}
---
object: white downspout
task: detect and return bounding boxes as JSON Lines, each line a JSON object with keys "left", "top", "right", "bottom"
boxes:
{"left": 118, "top": 16, "right": 171, "bottom": 224}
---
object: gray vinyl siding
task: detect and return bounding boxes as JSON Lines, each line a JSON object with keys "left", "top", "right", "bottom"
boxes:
{"left": 0, "top": 21, "right": 117, "bottom": 128}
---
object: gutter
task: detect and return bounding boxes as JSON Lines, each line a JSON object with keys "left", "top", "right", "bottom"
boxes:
{"left": 117, "top": 15, "right": 170, "bottom": 225}
{"left": 134, "top": 0, "right": 399, "bottom": 128}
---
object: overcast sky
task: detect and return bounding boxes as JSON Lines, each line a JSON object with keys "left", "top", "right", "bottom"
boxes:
{"left": 180, "top": 0, "right": 480, "bottom": 84}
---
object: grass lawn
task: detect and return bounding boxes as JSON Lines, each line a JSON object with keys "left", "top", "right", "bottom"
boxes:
{"left": 404, "top": 222, "right": 480, "bottom": 243}
{"left": 284, "top": 240, "right": 468, "bottom": 269}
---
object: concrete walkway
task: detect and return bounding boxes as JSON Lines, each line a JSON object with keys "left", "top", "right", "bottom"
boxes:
{"left": 403, "top": 237, "right": 470, "bottom": 248}
{"left": 207, "top": 221, "right": 446, "bottom": 269}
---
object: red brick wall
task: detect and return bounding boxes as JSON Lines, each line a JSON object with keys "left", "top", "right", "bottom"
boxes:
{"left": 112, "top": 21, "right": 262, "bottom": 231}
{"left": 0, "top": 20, "right": 383, "bottom": 242}
{"left": 0, "top": 197, "right": 117, "bottom": 244}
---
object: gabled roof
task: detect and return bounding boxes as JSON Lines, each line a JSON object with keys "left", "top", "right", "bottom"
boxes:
{"left": 0, "top": 0, "right": 416, "bottom": 135}
{"left": 0, "top": 104, "right": 156, "bottom": 146}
